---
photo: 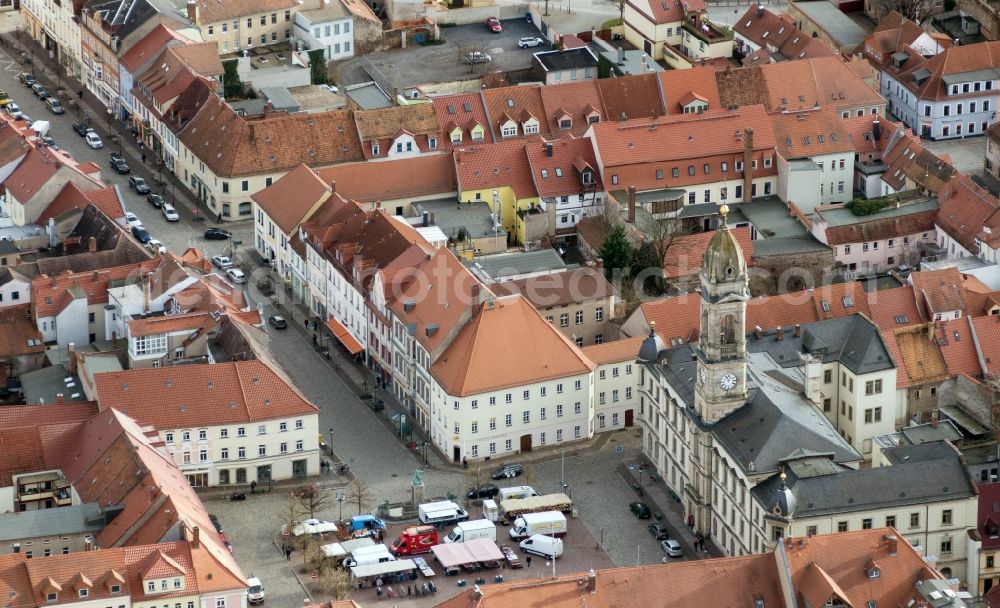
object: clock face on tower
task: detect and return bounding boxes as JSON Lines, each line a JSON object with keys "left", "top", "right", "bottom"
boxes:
{"left": 720, "top": 373, "right": 738, "bottom": 391}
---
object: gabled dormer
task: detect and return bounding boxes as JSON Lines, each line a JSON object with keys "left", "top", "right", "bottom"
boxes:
{"left": 101, "top": 569, "right": 126, "bottom": 595}
{"left": 679, "top": 90, "right": 709, "bottom": 114}
{"left": 584, "top": 104, "right": 601, "bottom": 125}
{"left": 499, "top": 112, "right": 518, "bottom": 138}
{"left": 470, "top": 122, "right": 485, "bottom": 141}
{"left": 39, "top": 577, "right": 61, "bottom": 603}
{"left": 71, "top": 573, "right": 93, "bottom": 599}
{"left": 139, "top": 549, "right": 187, "bottom": 595}
{"left": 448, "top": 122, "right": 463, "bottom": 143}
{"left": 555, "top": 109, "right": 572, "bottom": 130}
{"left": 574, "top": 156, "right": 595, "bottom": 186}
{"left": 522, "top": 112, "right": 540, "bottom": 135}
{"left": 865, "top": 560, "right": 881, "bottom": 579}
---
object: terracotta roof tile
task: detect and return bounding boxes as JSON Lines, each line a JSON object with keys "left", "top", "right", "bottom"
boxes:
{"left": 891, "top": 324, "right": 950, "bottom": 386}
{"left": 716, "top": 65, "right": 768, "bottom": 109}
{"left": 94, "top": 360, "right": 318, "bottom": 428}
{"left": 431, "top": 93, "right": 493, "bottom": 151}
{"left": 974, "top": 314, "right": 1000, "bottom": 376}
{"left": 251, "top": 164, "right": 333, "bottom": 235}
{"left": 864, "top": 285, "right": 924, "bottom": 331}
{"left": 936, "top": 174, "right": 999, "bottom": 253}
{"left": 524, "top": 137, "right": 602, "bottom": 198}
{"left": 387, "top": 248, "right": 484, "bottom": 356}
{"left": 454, "top": 139, "right": 538, "bottom": 199}
{"left": 771, "top": 106, "right": 855, "bottom": 159}
{"left": 735, "top": 4, "right": 837, "bottom": 63}
{"left": 659, "top": 66, "right": 723, "bottom": 114}
{"left": 178, "top": 96, "right": 364, "bottom": 177}
{"left": 596, "top": 73, "right": 665, "bottom": 121}
{"left": 316, "top": 153, "right": 457, "bottom": 203}
{"left": 885, "top": 41, "right": 1000, "bottom": 101}
{"left": 538, "top": 80, "right": 606, "bottom": 137}
{"left": 170, "top": 42, "right": 224, "bottom": 77}
{"left": 910, "top": 267, "right": 967, "bottom": 317}
{"left": 5, "top": 148, "right": 66, "bottom": 203}
{"left": 32, "top": 259, "right": 161, "bottom": 319}
{"left": 0, "top": 303, "right": 44, "bottom": 356}
{"left": 431, "top": 295, "right": 595, "bottom": 396}
{"left": 938, "top": 316, "right": 982, "bottom": 376}
{"left": 188, "top": 0, "right": 299, "bottom": 24}
{"left": 626, "top": 0, "right": 706, "bottom": 25}
{"left": 119, "top": 24, "right": 188, "bottom": 73}
{"left": 581, "top": 336, "right": 645, "bottom": 364}
{"left": 483, "top": 85, "right": 550, "bottom": 140}
{"left": 38, "top": 182, "right": 126, "bottom": 224}
{"left": 822, "top": 209, "right": 937, "bottom": 246}
{"left": 880, "top": 326, "right": 911, "bottom": 388}
{"left": 353, "top": 104, "right": 440, "bottom": 158}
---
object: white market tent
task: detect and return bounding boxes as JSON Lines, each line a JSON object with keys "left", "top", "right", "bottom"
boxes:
{"left": 430, "top": 539, "right": 503, "bottom": 567}
{"left": 350, "top": 559, "right": 417, "bottom": 579}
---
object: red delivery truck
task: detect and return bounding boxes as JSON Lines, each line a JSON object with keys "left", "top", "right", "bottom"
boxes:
{"left": 391, "top": 525, "right": 439, "bottom": 556}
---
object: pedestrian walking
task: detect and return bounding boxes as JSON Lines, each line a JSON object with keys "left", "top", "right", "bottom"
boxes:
{"left": 525, "top": 555, "right": 531, "bottom": 567}
{"left": 141, "top": 152, "right": 146, "bottom": 163}
{"left": 250, "top": 480, "right": 257, "bottom": 493}
{"left": 285, "top": 547, "right": 292, "bottom": 560}
{"left": 375, "top": 577, "right": 383, "bottom": 588}
{"left": 216, "top": 211, "right": 222, "bottom": 223}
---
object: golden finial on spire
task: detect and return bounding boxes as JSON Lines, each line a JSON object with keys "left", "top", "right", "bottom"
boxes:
{"left": 719, "top": 204, "right": 730, "bottom": 225}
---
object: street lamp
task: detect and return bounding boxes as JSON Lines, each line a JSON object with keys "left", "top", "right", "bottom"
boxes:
{"left": 638, "top": 465, "right": 644, "bottom": 487}
{"left": 327, "top": 428, "right": 333, "bottom": 452}
{"left": 421, "top": 441, "right": 429, "bottom": 465}
{"left": 336, "top": 493, "right": 345, "bottom": 521}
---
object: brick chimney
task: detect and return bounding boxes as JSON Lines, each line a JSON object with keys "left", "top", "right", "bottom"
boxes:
{"left": 627, "top": 186, "right": 636, "bottom": 224}
{"left": 776, "top": 326, "right": 784, "bottom": 341}
{"left": 470, "top": 284, "right": 481, "bottom": 315}
{"left": 931, "top": 410, "right": 939, "bottom": 427}
{"left": 754, "top": 325, "right": 763, "bottom": 339}
{"left": 330, "top": 180, "right": 336, "bottom": 194}
{"left": 191, "top": 526, "right": 200, "bottom": 548}
{"left": 88, "top": 236, "right": 96, "bottom": 253}
{"left": 56, "top": 393, "right": 64, "bottom": 403}
{"left": 793, "top": 324, "right": 801, "bottom": 337}
{"left": 743, "top": 128, "right": 754, "bottom": 203}
{"left": 67, "top": 342, "right": 76, "bottom": 374}
{"left": 587, "top": 569, "right": 596, "bottom": 593}
{"left": 885, "top": 533, "right": 898, "bottom": 555}
{"left": 186, "top": 0, "right": 199, "bottom": 23}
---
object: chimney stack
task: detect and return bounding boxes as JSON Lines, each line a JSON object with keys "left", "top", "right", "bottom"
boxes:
{"left": 143, "top": 277, "right": 151, "bottom": 312}
{"left": 191, "top": 526, "right": 200, "bottom": 548}
{"left": 617, "top": 47, "right": 625, "bottom": 65}
{"left": 330, "top": 180, "right": 336, "bottom": 194}
{"left": 793, "top": 324, "right": 801, "bottom": 337}
{"left": 627, "top": 186, "right": 637, "bottom": 224}
{"left": 56, "top": 393, "right": 64, "bottom": 404}
{"left": 776, "top": 326, "right": 784, "bottom": 341}
{"left": 754, "top": 325, "right": 763, "bottom": 339}
{"left": 67, "top": 342, "right": 77, "bottom": 374}
{"left": 931, "top": 411, "right": 939, "bottom": 427}
{"left": 885, "top": 534, "right": 898, "bottom": 555}
{"left": 471, "top": 284, "right": 482, "bottom": 315}
{"left": 87, "top": 236, "right": 97, "bottom": 253}
{"left": 743, "top": 128, "right": 754, "bottom": 202}
{"left": 545, "top": 142, "right": 554, "bottom": 157}
{"left": 587, "top": 569, "right": 597, "bottom": 593}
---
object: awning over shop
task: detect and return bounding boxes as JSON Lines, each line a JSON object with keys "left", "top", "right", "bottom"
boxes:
{"left": 430, "top": 539, "right": 504, "bottom": 568}
{"left": 327, "top": 317, "right": 363, "bottom": 355}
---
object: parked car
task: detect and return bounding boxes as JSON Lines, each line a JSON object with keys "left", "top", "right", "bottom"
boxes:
{"left": 208, "top": 513, "right": 223, "bottom": 533}
{"left": 147, "top": 193, "right": 165, "bottom": 208}
{"left": 211, "top": 255, "right": 234, "bottom": 270}
{"left": 4, "top": 102, "right": 20, "bottom": 116}
{"left": 0, "top": 90, "right": 12, "bottom": 106}
{"left": 660, "top": 539, "right": 682, "bottom": 557}
{"left": 85, "top": 131, "right": 103, "bottom": 149}
{"left": 45, "top": 97, "right": 64, "bottom": 114}
{"left": 518, "top": 36, "right": 545, "bottom": 48}
{"left": 466, "top": 51, "right": 492, "bottom": 64}
{"left": 72, "top": 121, "right": 90, "bottom": 136}
{"left": 226, "top": 268, "right": 247, "bottom": 284}
{"left": 268, "top": 315, "right": 288, "bottom": 329}
{"left": 30, "top": 83, "right": 49, "bottom": 99}
{"left": 145, "top": 239, "right": 167, "bottom": 254}
{"left": 124, "top": 212, "right": 143, "bottom": 229}
{"left": 648, "top": 523, "right": 670, "bottom": 540}
{"left": 491, "top": 463, "right": 523, "bottom": 479}
{"left": 486, "top": 16, "right": 502, "bottom": 32}
{"left": 131, "top": 225, "right": 151, "bottom": 244}
{"left": 466, "top": 484, "right": 500, "bottom": 500}
{"left": 630, "top": 501, "right": 652, "bottom": 519}
{"left": 128, "top": 176, "right": 150, "bottom": 194}
{"left": 41, "top": 136, "right": 58, "bottom": 150}
{"left": 161, "top": 204, "right": 180, "bottom": 222}
{"left": 109, "top": 157, "right": 130, "bottom": 174}
{"left": 17, "top": 72, "right": 35, "bottom": 87}
{"left": 204, "top": 227, "right": 231, "bottom": 240}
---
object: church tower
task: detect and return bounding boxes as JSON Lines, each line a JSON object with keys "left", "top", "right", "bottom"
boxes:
{"left": 694, "top": 205, "right": 749, "bottom": 425}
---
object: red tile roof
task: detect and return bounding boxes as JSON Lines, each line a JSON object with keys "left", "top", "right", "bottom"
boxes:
{"left": 938, "top": 316, "right": 982, "bottom": 377}
{"left": 821, "top": 209, "right": 937, "bottom": 246}
{"left": 538, "top": 80, "right": 605, "bottom": 137}
{"left": 979, "top": 482, "right": 1000, "bottom": 551}
{"left": 864, "top": 285, "right": 924, "bottom": 331}
{"left": 431, "top": 92, "right": 493, "bottom": 151}
{"left": 524, "top": 138, "right": 602, "bottom": 198}
{"left": 658, "top": 66, "right": 723, "bottom": 114}
{"left": 431, "top": 294, "right": 595, "bottom": 396}
{"left": 581, "top": 336, "right": 645, "bottom": 364}
{"left": 597, "top": 73, "right": 665, "bottom": 121}
{"left": 974, "top": 314, "right": 1000, "bottom": 376}
{"left": 5, "top": 148, "right": 66, "bottom": 203}
{"left": 735, "top": 4, "right": 837, "bottom": 63}
{"left": 936, "top": 174, "right": 1000, "bottom": 253}
{"left": 38, "top": 182, "right": 126, "bottom": 224}
{"left": 119, "top": 24, "right": 188, "bottom": 73}
{"left": 885, "top": 41, "right": 1000, "bottom": 101}
{"left": 316, "top": 154, "right": 457, "bottom": 203}
{"left": 483, "top": 85, "right": 550, "bottom": 140}
{"left": 490, "top": 266, "right": 614, "bottom": 308}
{"left": 626, "top": 0, "right": 706, "bottom": 25}
{"left": 761, "top": 56, "right": 885, "bottom": 112}
{"left": 770, "top": 106, "right": 855, "bottom": 159}
{"left": 251, "top": 163, "right": 333, "bottom": 235}
{"left": 32, "top": 259, "right": 161, "bottom": 319}
{"left": 177, "top": 95, "right": 364, "bottom": 177}
{"left": 910, "top": 267, "right": 967, "bottom": 318}
{"left": 454, "top": 139, "right": 539, "bottom": 199}
{"left": 94, "top": 360, "right": 319, "bottom": 427}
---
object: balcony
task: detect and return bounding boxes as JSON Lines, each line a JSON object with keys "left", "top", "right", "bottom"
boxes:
{"left": 681, "top": 18, "right": 733, "bottom": 46}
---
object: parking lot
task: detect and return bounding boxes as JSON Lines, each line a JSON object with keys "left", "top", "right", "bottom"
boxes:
{"left": 337, "top": 19, "right": 549, "bottom": 88}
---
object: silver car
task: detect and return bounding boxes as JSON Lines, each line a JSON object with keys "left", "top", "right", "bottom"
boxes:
{"left": 661, "top": 539, "right": 683, "bottom": 557}
{"left": 226, "top": 268, "right": 247, "bottom": 284}
{"left": 466, "top": 51, "right": 492, "bottom": 64}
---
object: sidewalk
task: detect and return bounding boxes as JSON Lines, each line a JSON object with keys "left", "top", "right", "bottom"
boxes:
{"left": 0, "top": 30, "right": 250, "bottom": 229}
{"left": 619, "top": 459, "right": 725, "bottom": 560}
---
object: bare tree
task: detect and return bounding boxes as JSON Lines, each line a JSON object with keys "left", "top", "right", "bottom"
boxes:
{"left": 456, "top": 42, "right": 492, "bottom": 74}
{"left": 292, "top": 483, "right": 331, "bottom": 519}
{"left": 869, "top": 0, "right": 931, "bottom": 23}
{"left": 464, "top": 466, "right": 484, "bottom": 505}
{"left": 314, "top": 568, "right": 354, "bottom": 600}
{"left": 345, "top": 479, "right": 375, "bottom": 516}
{"left": 279, "top": 490, "right": 307, "bottom": 538}
{"left": 602, "top": 0, "right": 625, "bottom": 22}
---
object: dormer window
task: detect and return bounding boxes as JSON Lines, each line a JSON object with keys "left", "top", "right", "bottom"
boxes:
{"left": 450, "top": 130, "right": 462, "bottom": 143}
{"left": 147, "top": 582, "right": 155, "bottom": 592}
{"left": 46, "top": 593, "right": 56, "bottom": 602}
{"left": 173, "top": 578, "right": 182, "bottom": 589}
{"left": 587, "top": 114, "right": 600, "bottom": 124}
{"left": 111, "top": 585, "right": 121, "bottom": 594}
{"left": 372, "top": 144, "right": 380, "bottom": 156}
{"left": 78, "top": 589, "right": 89, "bottom": 598}
{"left": 868, "top": 567, "right": 880, "bottom": 579}
{"left": 559, "top": 118, "right": 571, "bottom": 129}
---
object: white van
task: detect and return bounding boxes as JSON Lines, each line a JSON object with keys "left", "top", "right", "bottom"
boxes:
{"left": 344, "top": 545, "right": 396, "bottom": 568}
{"left": 519, "top": 534, "right": 564, "bottom": 559}
{"left": 246, "top": 576, "right": 264, "bottom": 604}
{"left": 498, "top": 486, "right": 540, "bottom": 501}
